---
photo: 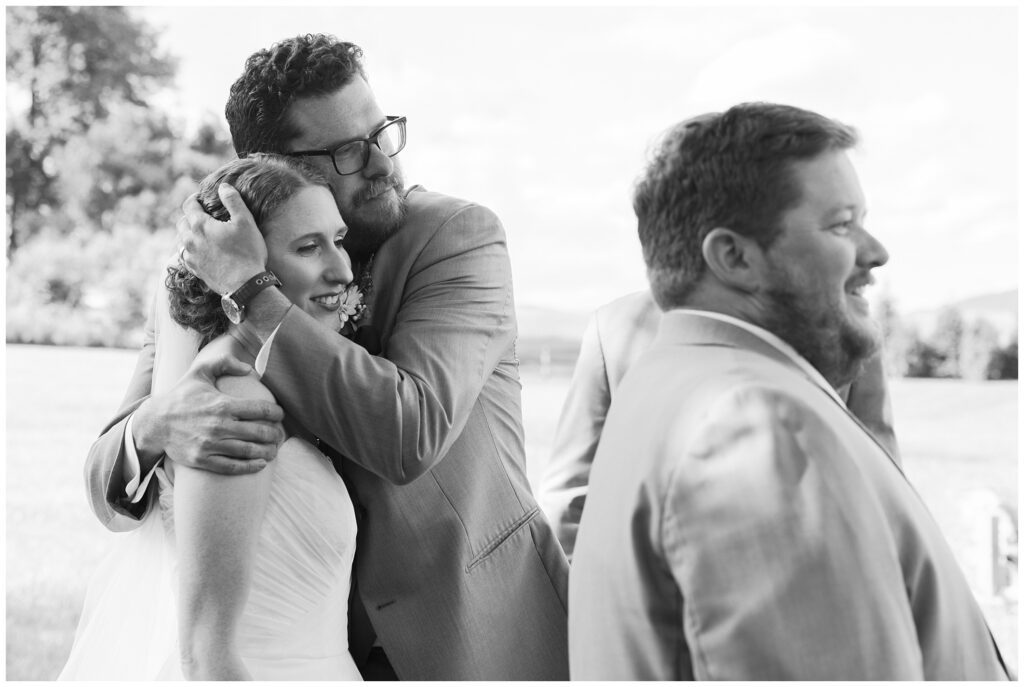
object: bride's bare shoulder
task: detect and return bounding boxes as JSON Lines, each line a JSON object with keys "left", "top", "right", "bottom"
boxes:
{"left": 203, "top": 334, "right": 276, "bottom": 403}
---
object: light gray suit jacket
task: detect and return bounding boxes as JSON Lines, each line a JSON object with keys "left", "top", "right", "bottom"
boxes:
{"left": 542, "top": 290, "right": 900, "bottom": 561}
{"left": 568, "top": 309, "right": 1009, "bottom": 680}
{"left": 84, "top": 188, "right": 570, "bottom": 680}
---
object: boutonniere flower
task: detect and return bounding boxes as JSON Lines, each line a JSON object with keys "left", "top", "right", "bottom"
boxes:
{"left": 338, "top": 282, "right": 367, "bottom": 336}
{"left": 338, "top": 255, "right": 374, "bottom": 338}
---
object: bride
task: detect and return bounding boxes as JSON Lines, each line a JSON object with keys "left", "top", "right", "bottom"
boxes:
{"left": 59, "top": 154, "right": 364, "bottom": 680}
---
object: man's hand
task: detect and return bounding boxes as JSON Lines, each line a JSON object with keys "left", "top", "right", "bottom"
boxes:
{"left": 178, "top": 184, "right": 267, "bottom": 295}
{"left": 132, "top": 349, "right": 285, "bottom": 475}
{"left": 844, "top": 350, "right": 900, "bottom": 461}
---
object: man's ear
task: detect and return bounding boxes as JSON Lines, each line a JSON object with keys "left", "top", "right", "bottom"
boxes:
{"left": 701, "top": 227, "right": 765, "bottom": 293}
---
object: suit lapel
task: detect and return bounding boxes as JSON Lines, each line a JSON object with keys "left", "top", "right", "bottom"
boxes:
{"left": 656, "top": 310, "right": 905, "bottom": 475}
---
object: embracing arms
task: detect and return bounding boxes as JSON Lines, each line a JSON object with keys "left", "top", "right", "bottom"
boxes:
{"left": 268, "top": 204, "right": 516, "bottom": 483}
{"left": 84, "top": 285, "right": 284, "bottom": 531}
{"left": 265, "top": 202, "right": 516, "bottom": 483}
{"left": 180, "top": 188, "right": 518, "bottom": 485}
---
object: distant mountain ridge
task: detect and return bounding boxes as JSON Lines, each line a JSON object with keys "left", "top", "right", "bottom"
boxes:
{"left": 905, "top": 289, "right": 1018, "bottom": 343}
{"left": 949, "top": 289, "right": 1017, "bottom": 317}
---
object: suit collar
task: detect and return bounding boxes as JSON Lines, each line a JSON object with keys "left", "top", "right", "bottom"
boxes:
{"left": 655, "top": 309, "right": 845, "bottom": 407}
{"left": 657, "top": 308, "right": 906, "bottom": 474}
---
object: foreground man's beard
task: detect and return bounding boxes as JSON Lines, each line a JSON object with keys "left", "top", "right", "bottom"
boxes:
{"left": 761, "top": 284, "right": 879, "bottom": 390}
{"left": 341, "top": 173, "right": 409, "bottom": 263}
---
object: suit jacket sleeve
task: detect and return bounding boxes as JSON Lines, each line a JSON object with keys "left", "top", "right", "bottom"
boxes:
{"left": 540, "top": 314, "right": 609, "bottom": 560}
{"left": 263, "top": 203, "right": 516, "bottom": 485}
{"left": 663, "top": 386, "right": 923, "bottom": 680}
{"left": 83, "top": 296, "right": 158, "bottom": 531}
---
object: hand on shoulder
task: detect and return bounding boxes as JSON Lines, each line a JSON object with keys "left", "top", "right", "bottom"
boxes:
{"left": 198, "top": 334, "right": 276, "bottom": 404}
{"left": 134, "top": 334, "right": 284, "bottom": 475}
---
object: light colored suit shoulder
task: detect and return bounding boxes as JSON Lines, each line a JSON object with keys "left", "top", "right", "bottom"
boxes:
{"left": 401, "top": 187, "right": 505, "bottom": 244}
{"left": 592, "top": 290, "right": 661, "bottom": 388}
{"left": 571, "top": 323, "right": 1008, "bottom": 680}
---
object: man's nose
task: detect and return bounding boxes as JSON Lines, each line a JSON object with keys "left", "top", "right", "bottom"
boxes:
{"left": 362, "top": 141, "right": 394, "bottom": 178}
{"left": 857, "top": 228, "right": 889, "bottom": 269}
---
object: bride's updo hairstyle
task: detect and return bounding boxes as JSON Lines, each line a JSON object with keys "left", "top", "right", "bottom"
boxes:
{"left": 166, "top": 154, "right": 330, "bottom": 347}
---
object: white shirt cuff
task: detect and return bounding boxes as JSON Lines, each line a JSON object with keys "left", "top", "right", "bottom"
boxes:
{"left": 123, "top": 413, "right": 160, "bottom": 504}
{"left": 254, "top": 323, "right": 281, "bottom": 376}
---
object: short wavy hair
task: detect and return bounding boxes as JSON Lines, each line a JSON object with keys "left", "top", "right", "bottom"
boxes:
{"left": 166, "top": 154, "right": 330, "bottom": 347}
{"left": 634, "top": 102, "right": 858, "bottom": 310}
{"left": 226, "top": 33, "right": 368, "bottom": 155}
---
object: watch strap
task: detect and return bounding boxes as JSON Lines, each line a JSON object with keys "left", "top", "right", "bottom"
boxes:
{"left": 229, "top": 270, "right": 282, "bottom": 308}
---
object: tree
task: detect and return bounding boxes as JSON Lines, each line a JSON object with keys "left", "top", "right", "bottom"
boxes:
{"left": 904, "top": 327, "right": 944, "bottom": 378}
{"left": 6, "top": 6, "right": 177, "bottom": 253}
{"left": 989, "top": 334, "right": 1018, "bottom": 380}
{"left": 960, "top": 318, "right": 1001, "bottom": 381}
{"left": 54, "top": 103, "right": 178, "bottom": 233}
{"left": 873, "top": 289, "right": 910, "bottom": 377}
{"left": 931, "top": 306, "right": 966, "bottom": 378}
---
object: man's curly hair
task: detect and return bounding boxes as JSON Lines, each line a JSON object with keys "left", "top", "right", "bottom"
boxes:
{"left": 166, "top": 154, "right": 330, "bottom": 348}
{"left": 225, "top": 34, "right": 368, "bottom": 155}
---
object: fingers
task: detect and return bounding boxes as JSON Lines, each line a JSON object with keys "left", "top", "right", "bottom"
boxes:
{"left": 231, "top": 398, "right": 286, "bottom": 423}
{"left": 192, "top": 455, "right": 270, "bottom": 476}
{"left": 167, "top": 426, "right": 282, "bottom": 475}
{"left": 211, "top": 353, "right": 256, "bottom": 378}
{"left": 223, "top": 417, "right": 285, "bottom": 445}
{"left": 217, "top": 183, "right": 249, "bottom": 220}
{"left": 181, "top": 191, "right": 207, "bottom": 223}
{"left": 189, "top": 348, "right": 255, "bottom": 382}
{"left": 188, "top": 372, "right": 284, "bottom": 424}
{"left": 181, "top": 357, "right": 284, "bottom": 423}
{"left": 217, "top": 437, "right": 281, "bottom": 462}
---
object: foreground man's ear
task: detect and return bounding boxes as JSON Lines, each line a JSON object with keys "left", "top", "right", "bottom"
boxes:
{"left": 701, "top": 227, "right": 766, "bottom": 294}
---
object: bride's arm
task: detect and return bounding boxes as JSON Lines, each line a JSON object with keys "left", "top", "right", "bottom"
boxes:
{"left": 173, "top": 337, "right": 278, "bottom": 680}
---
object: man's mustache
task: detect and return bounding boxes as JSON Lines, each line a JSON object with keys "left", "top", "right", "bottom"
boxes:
{"left": 356, "top": 176, "right": 402, "bottom": 204}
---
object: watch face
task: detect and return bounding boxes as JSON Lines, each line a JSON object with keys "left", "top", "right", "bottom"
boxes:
{"left": 221, "top": 295, "right": 244, "bottom": 325}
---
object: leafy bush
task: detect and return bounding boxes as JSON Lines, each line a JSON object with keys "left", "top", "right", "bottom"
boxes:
{"left": 6, "top": 225, "right": 175, "bottom": 347}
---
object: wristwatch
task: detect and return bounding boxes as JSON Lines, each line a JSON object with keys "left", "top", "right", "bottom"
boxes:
{"left": 221, "top": 271, "right": 281, "bottom": 324}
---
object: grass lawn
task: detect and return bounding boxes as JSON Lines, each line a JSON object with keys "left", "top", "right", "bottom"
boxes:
{"left": 6, "top": 344, "right": 1018, "bottom": 679}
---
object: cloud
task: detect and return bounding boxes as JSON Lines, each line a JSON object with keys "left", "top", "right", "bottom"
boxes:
{"left": 687, "top": 24, "right": 858, "bottom": 112}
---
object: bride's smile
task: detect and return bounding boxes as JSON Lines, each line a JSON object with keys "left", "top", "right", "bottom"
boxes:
{"left": 263, "top": 186, "right": 355, "bottom": 332}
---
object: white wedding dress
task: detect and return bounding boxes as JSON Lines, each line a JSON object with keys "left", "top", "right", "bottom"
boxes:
{"left": 59, "top": 284, "right": 361, "bottom": 681}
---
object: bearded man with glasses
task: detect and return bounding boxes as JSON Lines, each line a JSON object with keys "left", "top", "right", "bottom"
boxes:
{"left": 84, "top": 34, "right": 569, "bottom": 681}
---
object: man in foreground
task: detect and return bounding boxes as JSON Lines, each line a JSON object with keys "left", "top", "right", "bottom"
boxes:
{"left": 568, "top": 103, "right": 1010, "bottom": 680}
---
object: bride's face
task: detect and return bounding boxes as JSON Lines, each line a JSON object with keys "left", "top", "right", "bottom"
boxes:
{"left": 263, "top": 185, "right": 355, "bottom": 332}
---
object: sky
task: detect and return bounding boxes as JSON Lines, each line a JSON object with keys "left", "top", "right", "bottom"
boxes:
{"left": 136, "top": 4, "right": 1019, "bottom": 315}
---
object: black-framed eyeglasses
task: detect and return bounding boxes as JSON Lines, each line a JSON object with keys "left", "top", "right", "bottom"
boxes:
{"left": 286, "top": 116, "right": 407, "bottom": 176}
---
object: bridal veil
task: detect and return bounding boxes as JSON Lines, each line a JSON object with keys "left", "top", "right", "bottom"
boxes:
{"left": 58, "top": 268, "right": 200, "bottom": 680}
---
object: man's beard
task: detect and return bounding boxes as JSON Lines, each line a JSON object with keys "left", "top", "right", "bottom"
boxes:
{"left": 761, "top": 275, "right": 879, "bottom": 389}
{"left": 339, "top": 172, "right": 408, "bottom": 263}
